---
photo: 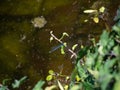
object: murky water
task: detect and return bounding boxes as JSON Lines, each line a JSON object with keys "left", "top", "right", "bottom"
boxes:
{"left": 0, "top": 0, "right": 120, "bottom": 89}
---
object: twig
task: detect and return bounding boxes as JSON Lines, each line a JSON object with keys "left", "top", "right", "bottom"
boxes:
{"left": 50, "top": 31, "right": 77, "bottom": 59}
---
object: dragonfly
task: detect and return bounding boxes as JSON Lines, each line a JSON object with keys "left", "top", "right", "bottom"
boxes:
{"left": 49, "top": 44, "right": 64, "bottom": 53}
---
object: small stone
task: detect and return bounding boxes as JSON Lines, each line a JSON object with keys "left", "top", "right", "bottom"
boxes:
{"left": 31, "top": 16, "right": 47, "bottom": 28}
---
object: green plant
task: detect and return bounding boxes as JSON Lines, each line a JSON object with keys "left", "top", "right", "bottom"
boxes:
{"left": 84, "top": 6, "right": 106, "bottom": 23}
{"left": 70, "top": 8, "right": 120, "bottom": 90}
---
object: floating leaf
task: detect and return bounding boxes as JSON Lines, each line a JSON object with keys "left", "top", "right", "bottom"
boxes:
{"left": 72, "top": 44, "right": 78, "bottom": 50}
{"left": 83, "top": 9, "right": 97, "bottom": 13}
{"left": 33, "top": 80, "right": 45, "bottom": 90}
{"left": 93, "top": 17, "right": 99, "bottom": 23}
{"left": 46, "top": 75, "right": 53, "bottom": 81}
{"left": 48, "top": 70, "right": 54, "bottom": 75}
{"left": 63, "top": 32, "right": 69, "bottom": 37}
{"left": 63, "top": 42, "right": 67, "bottom": 47}
{"left": 61, "top": 46, "right": 65, "bottom": 54}
{"left": 60, "top": 32, "right": 69, "bottom": 40}
{"left": 99, "top": 6, "right": 105, "bottom": 13}
{"left": 50, "top": 37, "right": 53, "bottom": 42}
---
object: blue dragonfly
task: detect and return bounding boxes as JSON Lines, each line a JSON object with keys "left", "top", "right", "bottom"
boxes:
{"left": 49, "top": 44, "right": 64, "bottom": 53}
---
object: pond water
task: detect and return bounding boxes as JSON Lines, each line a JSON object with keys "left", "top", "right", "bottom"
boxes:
{"left": 0, "top": 0, "right": 120, "bottom": 89}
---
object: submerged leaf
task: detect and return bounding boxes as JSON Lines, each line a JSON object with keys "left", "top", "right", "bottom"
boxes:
{"left": 93, "top": 17, "right": 99, "bottom": 23}
{"left": 83, "top": 10, "right": 97, "bottom": 13}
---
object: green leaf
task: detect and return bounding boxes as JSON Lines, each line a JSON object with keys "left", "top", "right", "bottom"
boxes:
{"left": 50, "top": 37, "right": 53, "bottom": 42}
{"left": 114, "top": 7, "right": 120, "bottom": 21}
{"left": 12, "top": 76, "right": 27, "bottom": 89}
{"left": 48, "top": 70, "right": 54, "bottom": 75}
{"left": 86, "top": 52, "right": 98, "bottom": 67}
{"left": 60, "top": 32, "right": 69, "bottom": 40}
{"left": 77, "top": 46, "right": 89, "bottom": 62}
{"left": 77, "top": 61, "right": 87, "bottom": 79}
{"left": 99, "top": 6, "right": 105, "bottom": 13}
{"left": 2, "top": 79, "right": 11, "bottom": 85}
{"left": 75, "top": 75, "right": 81, "bottom": 82}
{"left": 46, "top": 75, "right": 53, "bottom": 81}
{"left": 72, "top": 44, "right": 78, "bottom": 51}
{"left": 63, "top": 42, "right": 67, "bottom": 47}
{"left": 64, "top": 85, "right": 68, "bottom": 90}
{"left": 114, "top": 80, "right": 120, "bottom": 90}
{"left": 61, "top": 46, "right": 65, "bottom": 54}
{"left": 112, "top": 24, "right": 120, "bottom": 36}
{"left": 113, "top": 45, "right": 120, "bottom": 57}
{"left": 83, "top": 82, "right": 94, "bottom": 90}
{"left": 87, "top": 68, "right": 99, "bottom": 79}
{"left": 63, "top": 32, "right": 69, "bottom": 37}
{"left": 33, "top": 80, "right": 45, "bottom": 90}
{"left": 100, "top": 75, "right": 113, "bottom": 90}
{"left": 0, "top": 85, "right": 9, "bottom": 90}
{"left": 70, "top": 85, "right": 81, "bottom": 90}
{"left": 99, "top": 31, "right": 109, "bottom": 47}
{"left": 99, "top": 59, "right": 115, "bottom": 90}
{"left": 93, "top": 17, "right": 99, "bottom": 23}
